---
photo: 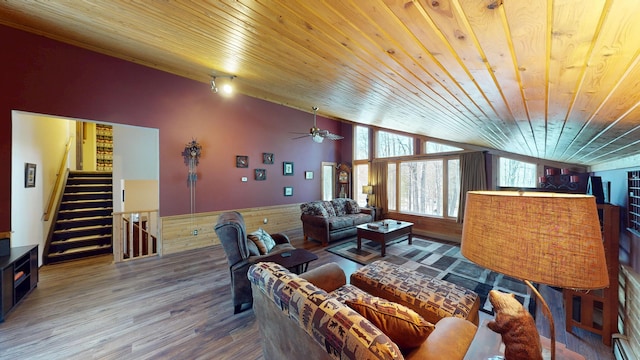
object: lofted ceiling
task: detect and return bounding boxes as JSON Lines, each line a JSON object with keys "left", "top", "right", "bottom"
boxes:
{"left": 2, "top": 0, "right": 640, "bottom": 167}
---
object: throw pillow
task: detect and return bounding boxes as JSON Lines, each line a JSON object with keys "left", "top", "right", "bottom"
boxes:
{"left": 247, "top": 228, "right": 276, "bottom": 255}
{"left": 246, "top": 239, "right": 260, "bottom": 256}
{"left": 346, "top": 199, "right": 360, "bottom": 214}
{"left": 345, "top": 294, "right": 434, "bottom": 349}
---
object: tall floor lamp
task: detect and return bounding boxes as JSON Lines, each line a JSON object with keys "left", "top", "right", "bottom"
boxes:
{"left": 461, "top": 191, "right": 609, "bottom": 360}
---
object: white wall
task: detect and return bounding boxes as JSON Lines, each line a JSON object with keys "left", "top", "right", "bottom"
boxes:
{"left": 11, "top": 111, "right": 77, "bottom": 263}
{"left": 111, "top": 124, "right": 159, "bottom": 213}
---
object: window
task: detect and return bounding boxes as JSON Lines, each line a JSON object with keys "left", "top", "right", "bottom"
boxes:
{"left": 354, "top": 163, "right": 369, "bottom": 206}
{"left": 387, "top": 163, "right": 396, "bottom": 211}
{"left": 399, "top": 160, "right": 443, "bottom": 216}
{"left": 354, "top": 126, "right": 369, "bottom": 160}
{"left": 376, "top": 131, "right": 413, "bottom": 158}
{"left": 447, "top": 159, "right": 460, "bottom": 217}
{"left": 387, "top": 156, "right": 459, "bottom": 218}
{"left": 321, "top": 162, "right": 335, "bottom": 201}
{"left": 425, "top": 141, "right": 463, "bottom": 154}
{"left": 499, "top": 157, "right": 537, "bottom": 187}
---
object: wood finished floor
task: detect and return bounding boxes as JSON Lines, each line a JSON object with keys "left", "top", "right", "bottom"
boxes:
{"left": 0, "top": 230, "right": 613, "bottom": 359}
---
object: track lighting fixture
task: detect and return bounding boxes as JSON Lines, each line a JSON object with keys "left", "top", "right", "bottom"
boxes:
{"left": 210, "top": 75, "right": 236, "bottom": 95}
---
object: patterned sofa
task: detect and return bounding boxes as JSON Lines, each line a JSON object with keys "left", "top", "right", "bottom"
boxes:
{"left": 248, "top": 261, "right": 478, "bottom": 360}
{"left": 300, "top": 198, "right": 373, "bottom": 246}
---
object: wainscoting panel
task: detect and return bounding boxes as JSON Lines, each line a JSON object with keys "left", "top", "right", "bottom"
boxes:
{"left": 160, "top": 203, "right": 302, "bottom": 255}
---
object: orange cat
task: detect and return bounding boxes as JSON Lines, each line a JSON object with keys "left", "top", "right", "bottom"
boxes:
{"left": 487, "top": 290, "right": 543, "bottom": 360}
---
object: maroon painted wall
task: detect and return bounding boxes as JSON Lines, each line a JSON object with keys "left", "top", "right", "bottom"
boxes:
{"left": 0, "top": 25, "right": 346, "bottom": 232}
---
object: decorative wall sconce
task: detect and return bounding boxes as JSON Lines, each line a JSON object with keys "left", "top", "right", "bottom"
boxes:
{"left": 182, "top": 139, "right": 202, "bottom": 214}
{"left": 210, "top": 75, "right": 236, "bottom": 95}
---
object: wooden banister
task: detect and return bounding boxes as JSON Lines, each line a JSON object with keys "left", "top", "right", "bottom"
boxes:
{"left": 112, "top": 210, "right": 159, "bottom": 262}
{"left": 43, "top": 138, "right": 72, "bottom": 221}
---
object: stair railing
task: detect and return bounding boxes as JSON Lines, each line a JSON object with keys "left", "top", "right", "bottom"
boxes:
{"left": 43, "top": 138, "right": 73, "bottom": 221}
{"left": 112, "top": 209, "right": 159, "bottom": 262}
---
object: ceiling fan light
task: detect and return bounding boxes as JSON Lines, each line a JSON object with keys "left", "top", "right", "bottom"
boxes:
{"left": 312, "top": 134, "right": 324, "bottom": 143}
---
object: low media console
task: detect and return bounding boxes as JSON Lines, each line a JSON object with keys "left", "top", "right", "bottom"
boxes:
{"left": 0, "top": 244, "right": 39, "bottom": 322}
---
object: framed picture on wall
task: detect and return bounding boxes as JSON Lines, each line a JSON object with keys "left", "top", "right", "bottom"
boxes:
{"left": 263, "top": 153, "right": 274, "bottom": 164}
{"left": 284, "top": 186, "right": 293, "bottom": 196}
{"left": 283, "top": 161, "right": 294, "bottom": 176}
{"left": 236, "top": 155, "right": 248, "bottom": 168}
{"left": 255, "top": 169, "right": 266, "bottom": 181}
{"left": 25, "top": 163, "right": 36, "bottom": 188}
{"left": 305, "top": 171, "right": 313, "bottom": 180}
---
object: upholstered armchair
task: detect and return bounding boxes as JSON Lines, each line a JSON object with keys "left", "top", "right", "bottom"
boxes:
{"left": 214, "top": 211, "right": 295, "bottom": 314}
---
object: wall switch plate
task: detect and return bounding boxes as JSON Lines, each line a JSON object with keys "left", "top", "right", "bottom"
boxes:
{"left": 241, "top": 177, "right": 248, "bottom": 182}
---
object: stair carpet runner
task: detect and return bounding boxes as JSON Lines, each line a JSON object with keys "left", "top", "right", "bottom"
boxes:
{"left": 45, "top": 171, "right": 113, "bottom": 264}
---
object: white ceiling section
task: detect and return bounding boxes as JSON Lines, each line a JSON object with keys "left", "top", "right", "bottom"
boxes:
{"left": 2, "top": 0, "right": 640, "bottom": 167}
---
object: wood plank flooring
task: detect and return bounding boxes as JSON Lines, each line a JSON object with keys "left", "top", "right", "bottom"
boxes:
{"left": 0, "top": 230, "right": 614, "bottom": 359}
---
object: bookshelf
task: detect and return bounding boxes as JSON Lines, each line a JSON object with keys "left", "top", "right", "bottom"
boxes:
{"left": 628, "top": 170, "right": 640, "bottom": 234}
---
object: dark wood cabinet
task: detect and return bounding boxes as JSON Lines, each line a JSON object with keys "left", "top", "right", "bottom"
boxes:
{"left": 0, "top": 245, "right": 38, "bottom": 322}
{"left": 563, "top": 204, "right": 619, "bottom": 345}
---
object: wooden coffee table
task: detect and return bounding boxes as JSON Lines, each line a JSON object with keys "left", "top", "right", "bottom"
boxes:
{"left": 356, "top": 220, "right": 413, "bottom": 256}
{"left": 259, "top": 248, "right": 318, "bottom": 274}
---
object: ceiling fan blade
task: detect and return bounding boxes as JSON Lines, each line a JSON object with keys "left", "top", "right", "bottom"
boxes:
{"left": 291, "top": 134, "right": 310, "bottom": 140}
{"left": 324, "top": 133, "right": 344, "bottom": 140}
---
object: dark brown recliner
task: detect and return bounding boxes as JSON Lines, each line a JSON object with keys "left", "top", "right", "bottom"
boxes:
{"left": 214, "top": 211, "right": 295, "bottom": 313}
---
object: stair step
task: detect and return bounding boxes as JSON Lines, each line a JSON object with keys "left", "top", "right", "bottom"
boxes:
{"left": 63, "top": 192, "right": 113, "bottom": 201}
{"left": 63, "top": 191, "right": 113, "bottom": 196}
{"left": 54, "top": 224, "right": 112, "bottom": 233}
{"left": 55, "top": 216, "right": 112, "bottom": 230}
{"left": 53, "top": 225, "right": 112, "bottom": 242}
{"left": 46, "top": 244, "right": 113, "bottom": 264}
{"left": 58, "top": 208, "right": 113, "bottom": 219}
{"left": 65, "top": 184, "right": 112, "bottom": 192}
{"left": 51, "top": 244, "right": 112, "bottom": 254}
{"left": 51, "top": 233, "right": 111, "bottom": 243}
{"left": 50, "top": 234, "right": 112, "bottom": 252}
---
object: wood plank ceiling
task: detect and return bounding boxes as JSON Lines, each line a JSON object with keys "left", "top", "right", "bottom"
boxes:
{"left": 2, "top": 0, "right": 640, "bottom": 167}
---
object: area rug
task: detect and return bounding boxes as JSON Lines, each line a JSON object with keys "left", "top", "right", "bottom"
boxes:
{"left": 326, "top": 236, "right": 535, "bottom": 316}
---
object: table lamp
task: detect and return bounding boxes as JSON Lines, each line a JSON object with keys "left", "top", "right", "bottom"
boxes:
{"left": 362, "top": 185, "right": 373, "bottom": 207}
{"left": 461, "top": 191, "right": 609, "bottom": 360}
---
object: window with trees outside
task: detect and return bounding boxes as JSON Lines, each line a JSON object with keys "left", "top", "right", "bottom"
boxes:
{"left": 499, "top": 157, "right": 537, "bottom": 187}
{"left": 354, "top": 126, "right": 369, "bottom": 161}
{"left": 425, "top": 141, "right": 463, "bottom": 154}
{"left": 387, "top": 163, "right": 396, "bottom": 211}
{"left": 377, "top": 131, "right": 414, "bottom": 158}
{"left": 353, "top": 126, "right": 370, "bottom": 206}
{"left": 354, "top": 163, "right": 369, "bottom": 206}
{"left": 391, "top": 157, "right": 460, "bottom": 218}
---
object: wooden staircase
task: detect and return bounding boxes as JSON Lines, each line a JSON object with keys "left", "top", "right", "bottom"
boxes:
{"left": 45, "top": 171, "right": 113, "bottom": 264}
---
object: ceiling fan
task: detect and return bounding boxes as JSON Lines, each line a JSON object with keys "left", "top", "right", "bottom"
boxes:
{"left": 292, "top": 106, "right": 343, "bottom": 143}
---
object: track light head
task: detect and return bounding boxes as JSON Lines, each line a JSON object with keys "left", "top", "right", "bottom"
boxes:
{"left": 210, "top": 74, "right": 235, "bottom": 95}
